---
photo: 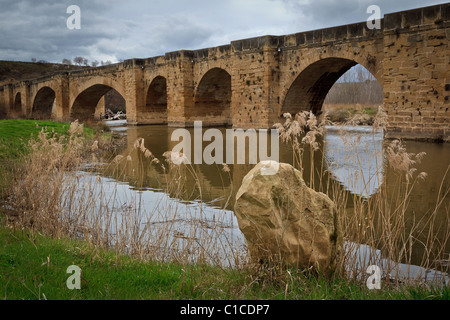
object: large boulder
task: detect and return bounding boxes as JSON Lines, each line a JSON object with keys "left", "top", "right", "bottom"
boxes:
{"left": 234, "top": 161, "right": 343, "bottom": 275}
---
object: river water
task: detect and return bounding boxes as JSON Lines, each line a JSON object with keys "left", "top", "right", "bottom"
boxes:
{"left": 78, "top": 120, "right": 449, "bottom": 283}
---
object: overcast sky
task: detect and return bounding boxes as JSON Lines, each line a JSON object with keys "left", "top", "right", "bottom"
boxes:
{"left": 0, "top": 0, "right": 445, "bottom": 64}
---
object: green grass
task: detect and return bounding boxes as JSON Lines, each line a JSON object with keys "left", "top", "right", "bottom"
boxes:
{"left": 361, "top": 107, "right": 378, "bottom": 116}
{"left": 0, "top": 224, "right": 448, "bottom": 300}
{"left": 326, "top": 107, "right": 378, "bottom": 124}
{"left": 0, "top": 120, "right": 95, "bottom": 195}
{"left": 0, "top": 120, "right": 94, "bottom": 162}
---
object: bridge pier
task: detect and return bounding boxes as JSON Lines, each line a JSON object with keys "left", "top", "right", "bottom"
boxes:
{"left": 382, "top": 5, "right": 450, "bottom": 142}
{"left": 123, "top": 60, "right": 145, "bottom": 125}
{"left": 0, "top": 86, "right": 13, "bottom": 118}
{"left": 51, "top": 75, "right": 71, "bottom": 121}
{"left": 166, "top": 51, "right": 195, "bottom": 127}
{"left": 230, "top": 38, "right": 280, "bottom": 129}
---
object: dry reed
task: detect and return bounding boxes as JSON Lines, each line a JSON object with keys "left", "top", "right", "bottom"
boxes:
{"left": 5, "top": 123, "right": 246, "bottom": 270}
{"left": 274, "top": 109, "right": 449, "bottom": 286}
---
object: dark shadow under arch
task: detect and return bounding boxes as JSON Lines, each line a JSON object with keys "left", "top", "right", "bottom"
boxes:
{"left": 71, "top": 84, "right": 126, "bottom": 121}
{"left": 146, "top": 76, "right": 167, "bottom": 112}
{"left": 139, "top": 76, "right": 168, "bottom": 124}
{"left": 282, "top": 58, "right": 359, "bottom": 116}
{"left": 0, "top": 96, "right": 6, "bottom": 119}
{"left": 190, "top": 68, "right": 232, "bottom": 126}
{"left": 12, "top": 92, "right": 23, "bottom": 117}
{"left": 33, "top": 87, "right": 56, "bottom": 119}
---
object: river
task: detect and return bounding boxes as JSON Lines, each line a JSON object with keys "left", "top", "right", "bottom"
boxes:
{"left": 76, "top": 119, "right": 449, "bottom": 283}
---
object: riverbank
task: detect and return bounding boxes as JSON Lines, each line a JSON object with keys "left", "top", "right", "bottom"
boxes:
{"left": 0, "top": 120, "right": 448, "bottom": 300}
{"left": 323, "top": 103, "right": 379, "bottom": 125}
{"left": 1, "top": 222, "right": 448, "bottom": 300}
{"left": 0, "top": 120, "right": 95, "bottom": 196}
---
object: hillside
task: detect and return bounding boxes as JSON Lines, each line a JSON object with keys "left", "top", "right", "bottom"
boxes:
{"left": 0, "top": 60, "right": 85, "bottom": 84}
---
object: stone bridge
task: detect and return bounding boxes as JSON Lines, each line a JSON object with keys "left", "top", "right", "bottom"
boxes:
{"left": 0, "top": 4, "right": 448, "bottom": 141}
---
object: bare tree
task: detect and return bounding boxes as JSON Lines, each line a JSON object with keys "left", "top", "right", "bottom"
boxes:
{"left": 101, "top": 60, "right": 112, "bottom": 66}
{"left": 31, "top": 58, "right": 37, "bottom": 63}
{"left": 73, "top": 56, "right": 84, "bottom": 66}
{"left": 91, "top": 60, "right": 99, "bottom": 67}
{"left": 83, "top": 58, "right": 89, "bottom": 66}
{"left": 62, "top": 58, "right": 72, "bottom": 65}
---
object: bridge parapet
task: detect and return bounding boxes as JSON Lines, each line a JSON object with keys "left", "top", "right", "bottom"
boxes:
{"left": 280, "top": 21, "right": 384, "bottom": 50}
{"left": 384, "top": 3, "right": 449, "bottom": 31}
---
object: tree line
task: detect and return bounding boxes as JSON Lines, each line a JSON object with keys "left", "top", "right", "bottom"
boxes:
{"left": 324, "top": 65, "right": 383, "bottom": 105}
{"left": 61, "top": 57, "right": 114, "bottom": 67}
{"left": 30, "top": 57, "right": 115, "bottom": 67}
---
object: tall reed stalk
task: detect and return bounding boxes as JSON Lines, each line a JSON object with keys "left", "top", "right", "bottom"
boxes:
{"left": 274, "top": 108, "right": 449, "bottom": 285}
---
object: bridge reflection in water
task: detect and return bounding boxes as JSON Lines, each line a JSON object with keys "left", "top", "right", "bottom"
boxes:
{"left": 82, "top": 121, "right": 448, "bottom": 277}
{"left": 102, "top": 122, "right": 387, "bottom": 206}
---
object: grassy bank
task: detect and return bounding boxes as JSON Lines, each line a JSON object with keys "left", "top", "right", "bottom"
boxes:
{"left": 0, "top": 120, "right": 95, "bottom": 197}
{"left": 1, "top": 224, "right": 447, "bottom": 300}
{"left": 323, "top": 104, "right": 379, "bottom": 124}
{"left": 0, "top": 120, "right": 94, "bottom": 162}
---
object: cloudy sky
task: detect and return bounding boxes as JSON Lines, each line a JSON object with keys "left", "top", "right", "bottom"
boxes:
{"left": 0, "top": 0, "right": 445, "bottom": 64}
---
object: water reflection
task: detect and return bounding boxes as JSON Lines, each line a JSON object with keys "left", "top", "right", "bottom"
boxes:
{"left": 102, "top": 123, "right": 386, "bottom": 207}
{"left": 324, "top": 126, "right": 384, "bottom": 198}
{"left": 89, "top": 120, "right": 448, "bottom": 278}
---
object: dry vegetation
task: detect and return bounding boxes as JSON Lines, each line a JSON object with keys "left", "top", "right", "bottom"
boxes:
{"left": 3, "top": 122, "right": 244, "bottom": 269}
{"left": 275, "top": 109, "right": 449, "bottom": 284}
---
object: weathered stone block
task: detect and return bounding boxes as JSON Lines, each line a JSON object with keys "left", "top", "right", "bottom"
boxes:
{"left": 402, "top": 9, "right": 423, "bottom": 28}
{"left": 384, "top": 12, "right": 402, "bottom": 30}
{"left": 234, "top": 162, "right": 343, "bottom": 275}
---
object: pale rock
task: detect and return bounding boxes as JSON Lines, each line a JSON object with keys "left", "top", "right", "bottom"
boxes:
{"left": 234, "top": 162, "right": 343, "bottom": 275}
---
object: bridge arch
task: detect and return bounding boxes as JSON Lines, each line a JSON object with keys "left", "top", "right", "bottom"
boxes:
{"left": 280, "top": 56, "right": 382, "bottom": 118}
{"left": 191, "top": 67, "right": 232, "bottom": 126}
{"left": 139, "top": 76, "right": 168, "bottom": 124}
{"left": 70, "top": 77, "right": 126, "bottom": 121}
{"left": 12, "top": 92, "right": 23, "bottom": 117}
{"left": 32, "top": 86, "right": 56, "bottom": 119}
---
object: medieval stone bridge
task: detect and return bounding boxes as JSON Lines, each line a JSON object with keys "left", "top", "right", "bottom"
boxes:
{"left": 0, "top": 4, "right": 448, "bottom": 141}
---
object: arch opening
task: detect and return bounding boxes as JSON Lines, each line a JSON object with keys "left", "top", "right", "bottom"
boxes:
{"left": 191, "top": 68, "right": 232, "bottom": 126}
{"left": 140, "top": 76, "right": 168, "bottom": 124}
{"left": 281, "top": 58, "right": 384, "bottom": 198}
{"left": 12, "top": 92, "right": 23, "bottom": 117}
{"left": 323, "top": 64, "right": 383, "bottom": 125}
{"left": 71, "top": 84, "right": 126, "bottom": 121}
{"left": 282, "top": 58, "right": 358, "bottom": 118}
{"left": 33, "top": 87, "right": 56, "bottom": 119}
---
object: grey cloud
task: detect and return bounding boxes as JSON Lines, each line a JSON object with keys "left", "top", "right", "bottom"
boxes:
{"left": 148, "top": 15, "right": 216, "bottom": 51}
{"left": 274, "top": 0, "right": 446, "bottom": 31}
{"left": 0, "top": 0, "right": 446, "bottom": 63}
{"left": 0, "top": 0, "right": 119, "bottom": 61}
